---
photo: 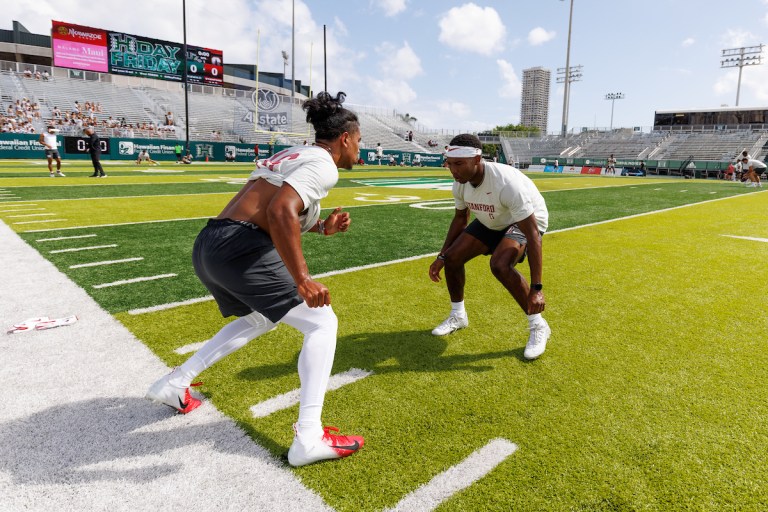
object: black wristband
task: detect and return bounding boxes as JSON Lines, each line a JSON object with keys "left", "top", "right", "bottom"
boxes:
{"left": 531, "top": 283, "right": 543, "bottom": 291}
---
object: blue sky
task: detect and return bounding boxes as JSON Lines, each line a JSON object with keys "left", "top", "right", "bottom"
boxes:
{"left": 5, "top": 0, "right": 768, "bottom": 133}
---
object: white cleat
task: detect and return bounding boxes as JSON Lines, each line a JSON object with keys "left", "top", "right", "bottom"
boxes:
{"left": 287, "top": 425, "right": 364, "bottom": 467}
{"left": 145, "top": 369, "right": 201, "bottom": 414}
{"left": 524, "top": 319, "right": 551, "bottom": 360}
{"left": 431, "top": 313, "right": 469, "bottom": 336}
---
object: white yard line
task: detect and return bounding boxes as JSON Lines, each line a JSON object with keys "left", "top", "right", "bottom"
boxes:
{"left": 6, "top": 213, "right": 57, "bottom": 218}
{"left": 128, "top": 295, "right": 214, "bottom": 315}
{"left": 384, "top": 439, "right": 518, "bottom": 512}
{"left": 0, "top": 208, "right": 45, "bottom": 213}
{"left": 250, "top": 368, "right": 373, "bottom": 418}
{"left": 721, "top": 234, "right": 768, "bottom": 243}
{"left": 50, "top": 244, "right": 117, "bottom": 254}
{"left": 13, "top": 218, "right": 66, "bottom": 225}
{"left": 174, "top": 340, "right": 209, "bottom": 354}
{"left": 93, "top": 273, "right": 177, "bottom": 289}
{"left": 37, "top": 234, "right": 97, "bottom": 242}
{"left": 70, "top": 257, "right": 144, "bottom": 269}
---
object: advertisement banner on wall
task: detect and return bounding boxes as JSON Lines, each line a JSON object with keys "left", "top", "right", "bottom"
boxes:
{"left": 581, "top": 166, "right": 603, "bottom": 175}
{"left": 51, "top": 21, "right": 109, "bottom": 73}
{"left": 107, "top": 31, "right": 184, "bottom": 82}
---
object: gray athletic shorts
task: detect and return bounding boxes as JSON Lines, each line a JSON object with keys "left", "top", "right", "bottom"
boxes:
{"left": 192, "top": 218, "right": 303, "bottom": 322}
{"left": 465, "top": 218, "right": 544, "bottom": 262}
{"left": 45, "top": 149, "right": 60, "bottom": 159}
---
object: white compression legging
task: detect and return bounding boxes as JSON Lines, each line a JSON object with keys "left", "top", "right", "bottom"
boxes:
{"left": 172, "top": 302, "right": 337, "bottom": 435}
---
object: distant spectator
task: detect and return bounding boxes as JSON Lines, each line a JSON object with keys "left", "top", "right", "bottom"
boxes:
{"left": 136, "top": 149, "right": 159, "bottom": 166}
{"left": 52, "top": 106, "right": 61, "bottom": 119}
{"left": 182, "top": 151, "right": 193, "bottom": 164}
{"left": 23, "top": 68, "right": 32, "bottom": 78}
{"left": 303, "top": 140, "right": 308, "bottom": 145}
{"left": 34, "top": 70, "right": 41, "bottom": 80}
{"left": 41, "top": 70, "right": 50, "bottom": 81}
{"left": 408, "top": 130, "right": 413, "bottom": 141}
{"left": 165, "top": 111, "right": 174, "bottom": 126}
{"left": 74, "top": 100, "right": 81, "bottom": 112}
{"left": 388, "top": 154, "right": 396, "bottom": 166}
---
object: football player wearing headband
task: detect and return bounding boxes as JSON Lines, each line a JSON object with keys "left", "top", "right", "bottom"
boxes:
{"left": 429, "top": 134, "right": 551, "bottom": 360}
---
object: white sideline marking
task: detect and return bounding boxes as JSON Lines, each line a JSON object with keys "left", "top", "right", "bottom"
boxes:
{"left": 128, "top": 253, "right": 438, "bottom": 315}
{"left": 50, "top": 244, "right": 117, "bottom": 254}
{"left": 0, "top": 208, "right": 45, "bottom": 213}
{"left": 250, "top": 368, "right": 373, "bottom": 418}
{"left": 680, "top": 190, "right": 687, "bottom": 192}
{"left": 384, "top": 438, "right": 518, "bottom": 512}
{"left": 13, "top": 219, "right": 67, "bottom": 225}
{"left": 0, "top": 203, "right": 36, "bottom": 207}
{"left": 70, "top": 257, "right": 144, "bottom": 269}
{"left": 6, "top": 213, "right": 56, "bottom": 218}
{"left": 93, "top": 273, "right": 177, "bottom": 289}
{"left": 23, "top": 216, "right": 210, "bottom": 233}
{"left": 721, "top": 235, "right": 768, "bottom": 243}
{"left": 37, "top": 234, "right": 97, "bottom": 242}
{"left": 128, "top": 294, "right": 213, "bottom": 315}
{"left": 174, "top": 340, "right": 208, "bottom": 354}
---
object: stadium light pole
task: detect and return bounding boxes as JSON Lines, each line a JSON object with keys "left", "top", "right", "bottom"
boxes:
{"left": 291, "top": 0, "right": 295, "bottom": 104}
{"left": 182, "top": 0, "right": 190, "bottom": 153}
{"left": 560, "top": 0, "right": 574, "bottom": 137}
{"left": 721, "top": 45, "right": 763, "bottom": 106}
{"left": 556, "top": 64, "right": 582, "bottom": 134}
{"left": 604, "top": 92, "right": 624, "bottom": 130}
{"left": 282, "top": 50, "right": 289, "bottom": 89}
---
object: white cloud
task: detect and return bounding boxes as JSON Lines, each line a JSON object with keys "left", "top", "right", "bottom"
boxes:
{"left": 681, "top": 37, "right": 695, "bottom": 47}
{"left": 438, "top": 3, "right": 506, "bottom": 55}
{"left": 365, "top": 78, "right": 417, "bottom": 106}
{"left": 375, "top": 41, "right": 422, "bottom": 80}
{"left": 333, "top": 16, "right": 348, "bottom": 37}
{"left": 719, "top": 28, "right": 759, "bottom": 48}
{"left": 373, "top": 0, "right": 407, "bottom": 17}
{"left": 716, "top": 62, "right": 768, "bottom": 103}
{"left": 496, "top": 60, "right": 520, "bottom": 99}
{"left": 437, "top": 101, "right": 471, "bottom": 118}
{"left": 527, "top": 27, "right": 556, "bottom": 46}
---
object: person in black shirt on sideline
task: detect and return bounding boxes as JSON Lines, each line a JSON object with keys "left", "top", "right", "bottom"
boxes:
{"left": 84, "top": 127, "right": 106, "bottom": 177}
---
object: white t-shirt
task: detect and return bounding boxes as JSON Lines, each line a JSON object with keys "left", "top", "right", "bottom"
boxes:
{"left": 41, "top": 132, "right": 58, "bottom": 149}
{"left": 249, "top": 145, "right": 338, "bottom": 233}
{"left": 743, "top": 158, "right": 767, "bottom": 170}
{"left": 453, "top": 162, "right": 548, "bottom": 233}
{"left": 376, "top": 146, "right": 383, "bottom": 157}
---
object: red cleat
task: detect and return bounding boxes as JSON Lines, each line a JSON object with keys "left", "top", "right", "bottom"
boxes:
{"left": 287, "top": 425, "right": 364, "bottom": 467}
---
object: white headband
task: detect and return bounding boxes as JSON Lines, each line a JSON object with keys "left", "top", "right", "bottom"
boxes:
{"left": 446, "top": 145, "right": 482, "bottom": 158}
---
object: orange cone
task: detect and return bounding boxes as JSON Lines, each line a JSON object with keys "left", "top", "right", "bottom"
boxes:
{"left": 205, "top": 155, "right": 209, "bottom": 162}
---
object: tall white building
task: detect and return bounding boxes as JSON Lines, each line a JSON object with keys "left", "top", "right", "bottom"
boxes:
{"left": 520, "top": 67, "right": 551, "bottom": 134}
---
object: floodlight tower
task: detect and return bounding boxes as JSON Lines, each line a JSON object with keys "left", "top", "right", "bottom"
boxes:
{"left": 721, "top": 45, "right": 763, "bottom": 106}
{"left": 559, "top": 0, "right": 575, "bottom": 138}
{"left": 282, "top": 50, "right": 289, "bottom": 89}
{"left": 556, "top": 64, "right": 582, "bottom": 136}
{"left": 604, "top": 92, "right": 624, "bottom": 130}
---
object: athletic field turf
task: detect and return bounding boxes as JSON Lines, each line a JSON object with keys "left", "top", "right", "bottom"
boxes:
{"left": 1, "top": 160, "right": 766, "bottom": 511}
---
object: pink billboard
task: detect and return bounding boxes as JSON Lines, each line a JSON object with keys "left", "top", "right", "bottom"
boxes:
{"left": 51, "top": 21, "right": 108, "bottom": 72}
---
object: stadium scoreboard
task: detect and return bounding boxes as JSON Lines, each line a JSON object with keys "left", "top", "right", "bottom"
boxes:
{"left": 63, "top": 136, "right": 110, "bottom": 155}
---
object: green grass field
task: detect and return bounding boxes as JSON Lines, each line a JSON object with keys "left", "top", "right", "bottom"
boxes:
{"left": 2, "top": 160, "right": 767, "bottom": 511}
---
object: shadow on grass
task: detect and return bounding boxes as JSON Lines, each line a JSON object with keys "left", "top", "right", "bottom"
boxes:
{"left": 237, "top": 329, "right": 517, "bottom": 382}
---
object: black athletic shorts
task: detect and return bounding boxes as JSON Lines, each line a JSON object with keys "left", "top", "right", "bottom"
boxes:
{"left": 192, "top": 218, "right": 303, "bottom": 322}
{"left": 44, "top": 149, "right": 60, "bottom": 159}
{"left": 464, "top": 218, "right": 544, "bottom": 262}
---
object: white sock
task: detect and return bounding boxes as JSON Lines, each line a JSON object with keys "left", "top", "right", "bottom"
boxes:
{"left": 280, "top": 302, "right": 338, "bottom": 440}
{"left": 527, "top": 313, "right": 543, "bottom": 327}
{"left": 451, "top": 301, "right": 466, "bottom": 316}
{"left": 171, "top": 311, "right": 275, "bottom": 388}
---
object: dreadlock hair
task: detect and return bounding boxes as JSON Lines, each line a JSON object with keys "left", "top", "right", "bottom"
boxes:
{"left": 303, "top": 91, "right": 359, "bottom": 140}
